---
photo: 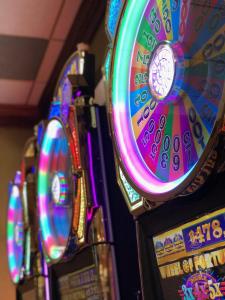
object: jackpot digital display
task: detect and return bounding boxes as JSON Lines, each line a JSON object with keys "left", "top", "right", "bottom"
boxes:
{"left": 153, "top": 207, "right": 225, "bottom": 300}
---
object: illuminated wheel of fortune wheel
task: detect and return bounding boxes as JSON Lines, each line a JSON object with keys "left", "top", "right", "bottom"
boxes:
{"left": 38, "top": 119, "right": 76, "bottom": 263}
{"left": 7, "top": 172, "right": 25, "bottom": 284}
{"left": 107, "top": 1, "right": 225, "bottom": 208}
{"left": 38, "top": 48, "right": 93, "bottom": 263}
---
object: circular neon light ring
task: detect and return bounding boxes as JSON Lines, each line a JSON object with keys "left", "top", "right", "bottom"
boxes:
{"left": 7, "top": 185, "right": 24, "bottom": 284}
{"left": 110, "top": 0, "right": 224, "bottom": 199}
{"left": 38, "top": 119, "right": 74, "bottom": 262}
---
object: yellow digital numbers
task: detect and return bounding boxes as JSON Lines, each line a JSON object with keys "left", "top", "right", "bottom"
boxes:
{"left": 188, "top": 219, "right": 224, "bottom": 245}
{"left": 212, "top": 219, "right": 223, "bottom": 239}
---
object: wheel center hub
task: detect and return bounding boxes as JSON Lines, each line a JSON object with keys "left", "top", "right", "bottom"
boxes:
{"left": 51, "top": 172, "right": 68, "bottom": 205}
{"left": 15, "top": 222, "right": 23, "bottom": 246}
{"left": 149, "top": 43, "right": 175, "bottom": 100}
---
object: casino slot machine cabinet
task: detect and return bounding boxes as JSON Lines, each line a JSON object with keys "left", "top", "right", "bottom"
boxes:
{"left": 105, "top": 0, "right": 225, "bottom": 299}
{"left": 37, "top": 46, "right": 140, "bottom": 300}
{"left": 7, "top": 129, "right": 50, "bottom": 300}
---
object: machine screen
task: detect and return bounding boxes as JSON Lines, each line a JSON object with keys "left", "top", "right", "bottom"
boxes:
{"left": 153, "top": 207, "right": 225, "bottom": 300}
{"left": 57, "top": 264, "right": 103, "bottom": 300}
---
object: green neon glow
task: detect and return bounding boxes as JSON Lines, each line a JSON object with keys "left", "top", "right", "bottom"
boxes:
{"left": 112, "top": 0, "right": 146, "bottom": 105}
{"left": 104, "top": 51, "right": 111, "bottom": 82}
{"left": 38, "top": 172, "right": 48, "bottom": 195}
{"left": 50, "top": 247, "right": 64, "bottom": 260}
{"left": 8, "top": 223, "right": 14, "bottom": 233}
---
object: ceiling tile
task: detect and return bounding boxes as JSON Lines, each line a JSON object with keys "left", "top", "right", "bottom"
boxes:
{"left": 36, "top": 40, "right": 64, "bottom": 83}
{"left": 0, "top": 0, "right": 63, "bottom": 39}
{"left": 52, "top": 0, "right": 82, "bottom": 40}
{"left": 0, "top": 35, "right": 47, "bottom": 80}
{"left": 0, "top": 79, "right": 33, "bottom": 104}
{"left": 28, "top": 82, "right": 46, "bottom": 106}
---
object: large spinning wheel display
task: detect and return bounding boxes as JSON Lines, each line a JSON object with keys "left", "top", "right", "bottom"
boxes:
{"left": 38, "top": 50, "right": 95, "bottom": 264}
{"left": 7, "top": 171, "right": 26, "bottom": 284}
{"left": 106, "top": 0, "right": 225, "bottom": 214}
{"left": 39, "top": 49, "right": 121, "bottom": 299}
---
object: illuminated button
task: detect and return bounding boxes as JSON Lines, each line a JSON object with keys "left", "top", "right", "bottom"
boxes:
{"left": 51, "top": 172, "right": 68, "bottom": 205}
{"left": 149, "top": 43, "right": 175, "bottom": 100}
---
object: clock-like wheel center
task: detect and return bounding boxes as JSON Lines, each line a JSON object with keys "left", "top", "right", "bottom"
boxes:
{"left": 51, "top": 172, "right": 68, "bottom": 205}
{"left": 149, "top": 43, "right": 175, "bottom": 100}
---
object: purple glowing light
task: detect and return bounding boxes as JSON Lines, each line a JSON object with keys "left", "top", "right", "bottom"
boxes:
{"left": 87, "top": 132, "right": 98, "bottom": 220}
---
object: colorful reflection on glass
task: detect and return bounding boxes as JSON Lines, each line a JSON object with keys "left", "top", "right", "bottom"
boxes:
{"left": 104, "top": 50, "right": 111, "bottom": 82}
{"left": 106, "top": 0, "right": 124, "bottom": 41}
{"left": 110, "top": 0, "right": 225, "bottom": 197}
{"left": 38, "top": 119, "right": 73, "bottom": 261}
{"left": 55, "top": 51, "right": 83, "bottom": 106}
{"left": 7, "top": 181, "right": 24, "bottom": 284}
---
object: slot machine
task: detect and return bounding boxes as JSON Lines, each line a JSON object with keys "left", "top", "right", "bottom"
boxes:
{"left": 105, "top": 1, "right": 225, "bottom": 299}
{"left": 7, "top": 128, "right": 50, "bottom": 300}
{"left": 37, "top": 45, "right": 140, "bottom": 299}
